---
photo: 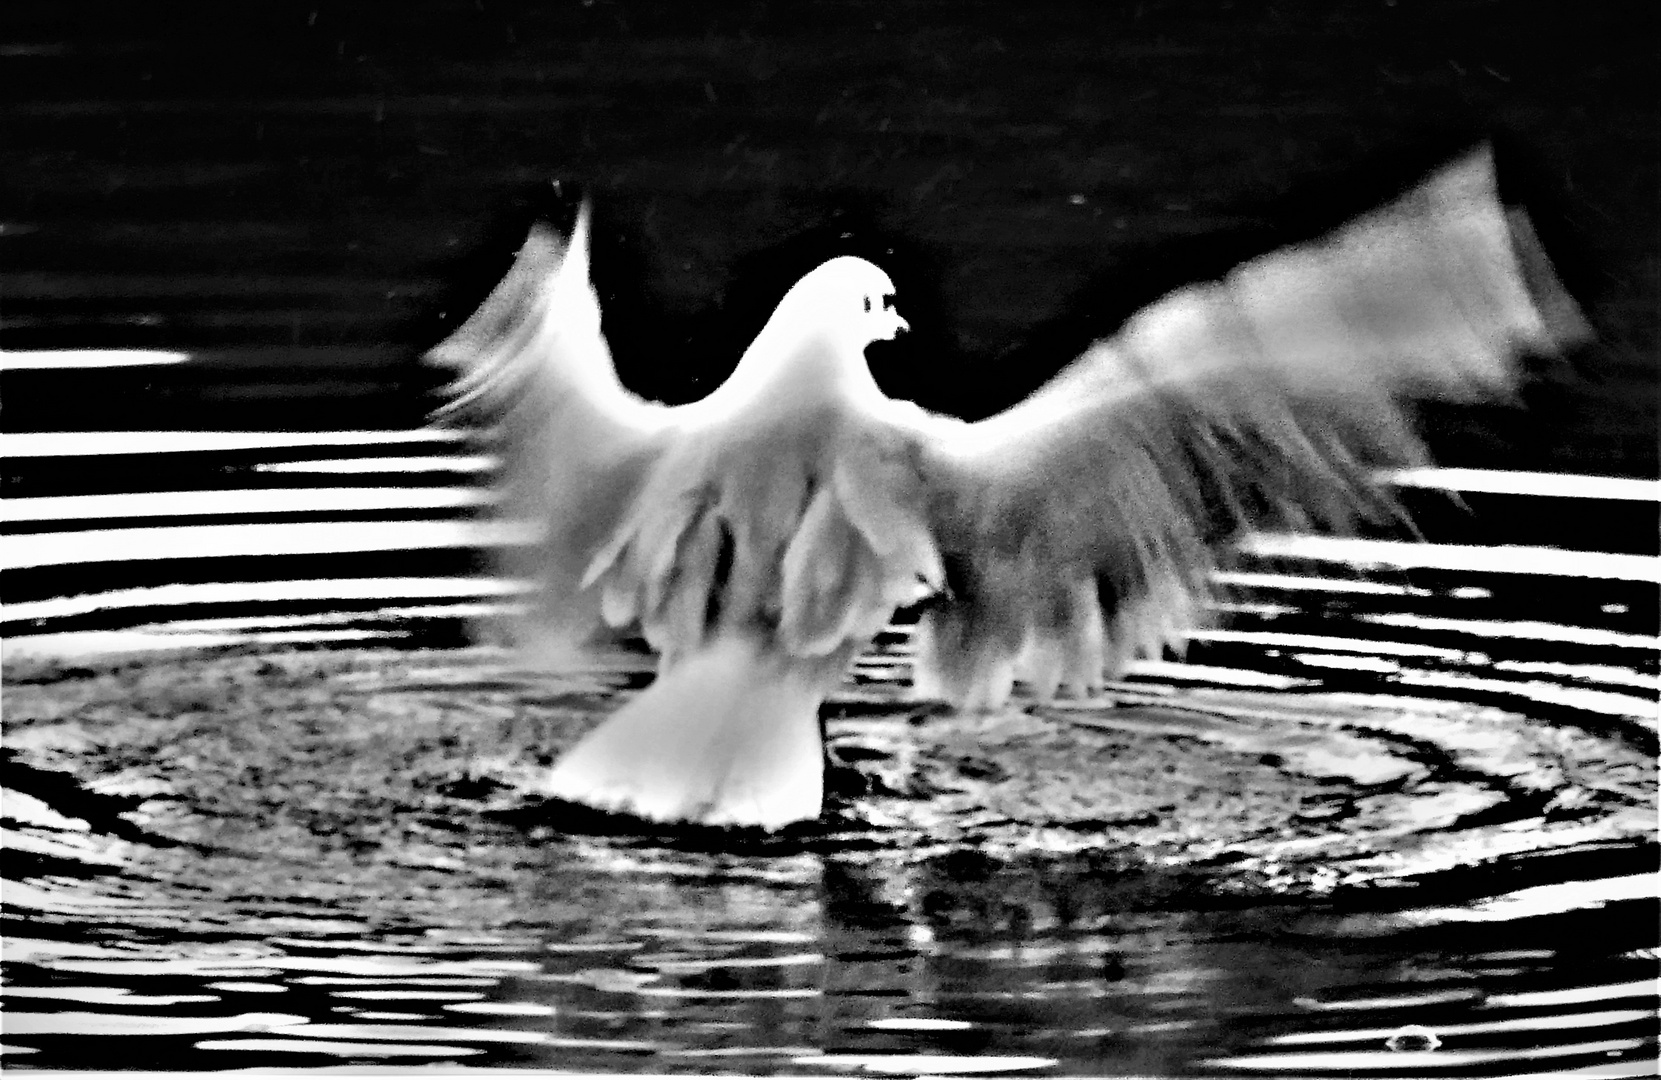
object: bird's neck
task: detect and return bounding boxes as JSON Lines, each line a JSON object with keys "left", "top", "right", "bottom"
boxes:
{"left": 711, "top": 326, "right": 884, "bottom": 418}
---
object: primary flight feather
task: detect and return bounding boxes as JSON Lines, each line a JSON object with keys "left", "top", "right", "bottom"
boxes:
{"left": 430, "top": 148, "right": 1590, "bottom": 830}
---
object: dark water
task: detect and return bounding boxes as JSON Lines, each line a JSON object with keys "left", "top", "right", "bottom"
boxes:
{"left": 3, "top": 831, "right": 1656, "bottom": 1075}
{"left": 4, "top": 620, "right": 1657, "bottom": 1075}
{"left": 3, "top": 435, "right": 1658, "bottom": 1077}
{"left": 4, "top": 0, "right": 1656, "bottom": 475}
{"left": 4, "top": 3, "right": 1657, "bottom": 1071}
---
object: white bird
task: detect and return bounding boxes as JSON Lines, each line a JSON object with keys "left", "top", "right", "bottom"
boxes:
{"left": 429, "top": 147, "right": 1589, "bottom": 831}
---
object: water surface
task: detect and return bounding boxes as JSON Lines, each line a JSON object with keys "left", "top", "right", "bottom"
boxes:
{"left": 4, "top": 630, "right": 1655, "bottom": 1075}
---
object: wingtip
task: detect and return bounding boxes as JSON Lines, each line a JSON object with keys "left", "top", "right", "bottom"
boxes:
{"left": 1433, "top": 142, "right": 1595, "bottom": 355}
{"left": 572, "top": 198, "right": 592, "bottom": 248}
{"left": 560, "top": 199, "right": 594, "bottom": 287}
{"left": 424, "top": 225, "right": 563, "bottom": 373}
{"left": 1504, "top": 208, "right": 1595, "bottom": 352}
{"left": 1410, "top": 143, "right": 1594, "bottom": 364}
{"left": 423, "top": 195, "right": 599, "bottom": 395}
{"left": 1421, "top": 141, "right": 1500, "bottom": 215}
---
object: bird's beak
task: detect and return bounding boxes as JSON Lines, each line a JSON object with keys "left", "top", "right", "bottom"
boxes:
{"left": 871, "top": 293, "right": 908, "bottom": 342}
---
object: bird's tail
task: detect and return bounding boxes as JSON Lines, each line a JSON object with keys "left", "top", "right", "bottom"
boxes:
{"left": 543, "top": 635, "right": 833, "bottom": 830}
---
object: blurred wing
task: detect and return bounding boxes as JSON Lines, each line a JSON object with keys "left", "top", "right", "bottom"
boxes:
{"left": 913, "top": 147, "right": 1592, "bottom": 708}
{"left": 428, "top": 205, "right": 675, "bottom": 663}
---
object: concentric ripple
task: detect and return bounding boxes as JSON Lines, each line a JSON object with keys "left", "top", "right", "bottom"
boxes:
{"left": 3, "top": 644, "right": 1655, "bottom": 1073}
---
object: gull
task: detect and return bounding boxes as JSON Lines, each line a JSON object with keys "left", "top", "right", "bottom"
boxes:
{"left": 428, "top": 147, "right": 1589, "bottom": 830}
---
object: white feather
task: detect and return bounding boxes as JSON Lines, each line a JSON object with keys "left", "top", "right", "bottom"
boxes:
{"left": 430, "top": 146, "right": 1590, "bottom": 829}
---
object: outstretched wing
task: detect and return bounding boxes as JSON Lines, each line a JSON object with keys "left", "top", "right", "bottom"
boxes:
{"left": 429, "top": 205, "right": 676, "bottom": 663}
{"left": 911, "top": 147, "right": 1593, "bottom": 708}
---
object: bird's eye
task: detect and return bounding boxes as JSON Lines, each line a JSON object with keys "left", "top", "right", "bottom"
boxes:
{"left": 882, "top": 294, "right": 896, "bottom": 311}
{"left": 863, "top": 296, "right": 872, "bottom": 313}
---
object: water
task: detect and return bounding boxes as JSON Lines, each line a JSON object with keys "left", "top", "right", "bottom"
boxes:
{"left": 4, "top": 844, "right": 1656, "bottom": 1074}
{"left": 3, "top": 421, "right": 1657, "bottom": 1074}
{"left": 7, "top": 1, "right": 1655, "bottom": 1066}
{"left": 4, "top": 632, "right": 1656, "bottom": 1075}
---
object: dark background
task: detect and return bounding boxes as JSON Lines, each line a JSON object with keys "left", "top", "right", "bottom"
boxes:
{"left": 4, "top": 0, "right": 1656, "bottom": 475}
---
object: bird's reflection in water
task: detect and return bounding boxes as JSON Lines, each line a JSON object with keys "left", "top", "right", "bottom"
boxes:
{"left": 3, "top": 768, "right": 1655, "bottom": 1074}
{"left": 520, "top": 833, "right": 1653, "bottom": 1077}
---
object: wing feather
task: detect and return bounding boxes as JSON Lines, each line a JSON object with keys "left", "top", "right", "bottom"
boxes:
{"left": 428, "top": 205, "right": 675, "bottom": 663}
{"left": 912, "top": 147, "right": 1592, "bottom": 708}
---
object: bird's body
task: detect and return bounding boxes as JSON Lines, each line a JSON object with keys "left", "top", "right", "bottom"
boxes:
{"left": 431, "top": 148, "right": 1589, "bottom": 830}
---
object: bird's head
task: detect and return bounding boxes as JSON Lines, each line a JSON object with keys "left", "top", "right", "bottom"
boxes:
{"left": 776, "top": 256, "right": 909, "bottom": 352}
{"left": 706, "top": 254, "right": 910, "bottom": 410}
